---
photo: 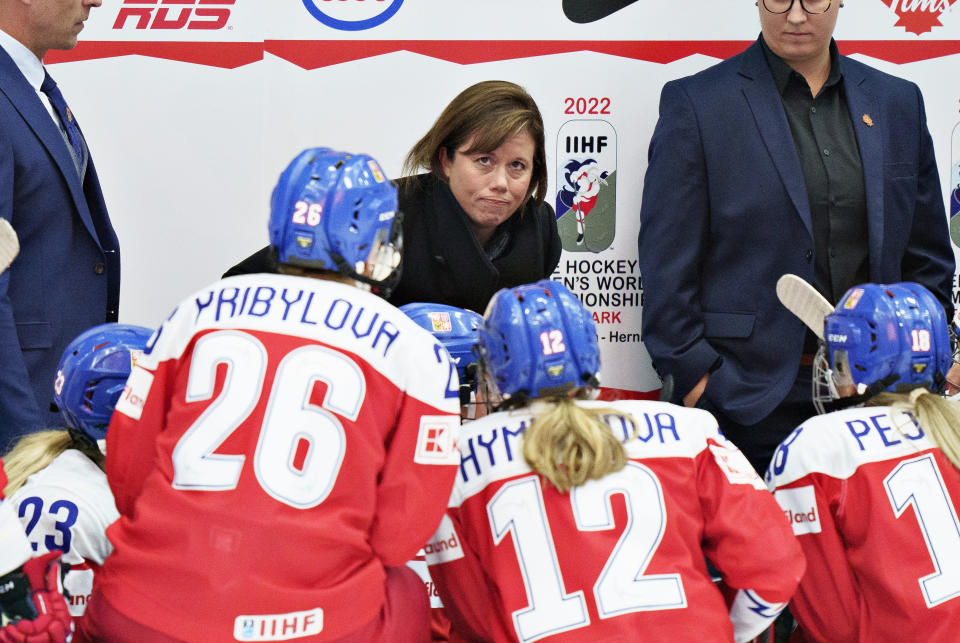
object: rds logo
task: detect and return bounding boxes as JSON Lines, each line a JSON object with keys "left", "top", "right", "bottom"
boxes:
{"left": 301, "top": 0, "right": 404, "bottom": 31}
{"left": 113, "top": 0, "right": 235, "bottom": 31}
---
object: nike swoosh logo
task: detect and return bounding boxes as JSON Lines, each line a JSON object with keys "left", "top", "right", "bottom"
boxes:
{"left": 562, "top": 0, "right": 641, "bottom": 23}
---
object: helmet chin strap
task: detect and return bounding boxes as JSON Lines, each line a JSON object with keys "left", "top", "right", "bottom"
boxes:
{"left": 821, "top": 374, "right": 901, "bottom": 413}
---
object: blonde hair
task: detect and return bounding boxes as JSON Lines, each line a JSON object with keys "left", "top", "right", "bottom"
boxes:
{"left": 403, "top": 80, "right": 548, "bottom": 204}
{"left": 872, "top": 390, "right": 960, "bottom": 469}
{"left": 3, "top": 430, "right": 104, "bottom": 497}
{"left": 522, "top": 396, "right": 635, "bottom": 493}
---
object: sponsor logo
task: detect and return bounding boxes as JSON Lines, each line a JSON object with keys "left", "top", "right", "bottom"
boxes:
{"left": 827, "top": 333, "right": 848, "bottom": 344}
{"left": 882, "top": 0, "right": 958, "bottom": 36}
{"left": 708, "top": 441, "right": 766, "bottom": 490}
{"left": 423, "top": 515, "right": 465, "bottom": 564}
{"left": 114, "top": 366, "right": 153, "bottom": 421}
{"left": 415, "top": 416, "right": 459, "bottom": 465}
{"left": 233, "top": 608, "right": 323, "bottom": 641}
{"left": 555, "top": 120, "right": 617, "bottom": 252}
{"left": 562, "top": 0, "right": 640, "bottom": 23}
{"left": 301, "top": 0, "right": 404, "bottom": 31}
{"left": 774, "top": 486, "right": 822, "bottom": 535}
{"left": 113, "top": 0, "right": 235, "bottom": 31}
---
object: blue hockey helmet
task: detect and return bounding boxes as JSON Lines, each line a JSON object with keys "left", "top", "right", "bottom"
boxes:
{"left": 400, "top": 303, "right": 481, "bottom": 404}
{"left": 815, "top": 282, "right": 951, "bottom": 411}
{"left": 268, "top": 147, "right": 402, "bottom": 297}
{"left": 53, "top": 323, "right": 154, "bottom": 442}
{"left": 478, "top": 280, "right": 599, "bottom": 402}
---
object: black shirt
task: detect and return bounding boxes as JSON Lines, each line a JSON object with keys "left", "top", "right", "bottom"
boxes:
{"left": 762, "top": 36, "right": 869, "bottom": 307}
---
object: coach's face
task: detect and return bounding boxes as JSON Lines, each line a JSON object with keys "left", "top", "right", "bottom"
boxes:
{"left": 26, "top": 0, "right": 101, "bottom": 59}
{"left": 759, "top": 0, "right": 840, "bottom": 71}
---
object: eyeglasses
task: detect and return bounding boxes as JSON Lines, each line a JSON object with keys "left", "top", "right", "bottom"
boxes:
{"left": 761, "top": 0, "right": 832, "bottom": 14}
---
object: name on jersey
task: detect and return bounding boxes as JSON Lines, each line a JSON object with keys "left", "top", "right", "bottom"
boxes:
{"left": 846, "top": 411, "right": 925, "bottom": 452}
{"left": 459, "top": 411, "right": 681, "bottom": 485}
{"left": 194, "top": 287, "right": 400, "bottom": 357}
{"left": 233, "top": 607, "right": 323, "bottom": 641}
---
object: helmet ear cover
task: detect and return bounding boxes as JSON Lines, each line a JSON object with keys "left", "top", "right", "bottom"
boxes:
{"left": 53, "top": 323, "right": 154, "bottom": 442}
{"left": 268, "top": 148, "right": 403, "bottom": 298}
{"left": 816, "top": 282, "right": 950, "bottom": 411}
{"left": 478, "top": 279, "right": 600, "bottom": 407}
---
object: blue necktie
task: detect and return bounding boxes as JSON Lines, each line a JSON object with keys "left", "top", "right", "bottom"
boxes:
{"left": 40, "top": 70, "right": 85, "bottom": 174}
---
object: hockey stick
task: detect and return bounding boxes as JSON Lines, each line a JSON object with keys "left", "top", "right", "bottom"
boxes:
{"left": 775, "top": 274, "right": 833, "bottom": 340}
{"left": 0, "top": 219, "right": 19, "bottom": 275}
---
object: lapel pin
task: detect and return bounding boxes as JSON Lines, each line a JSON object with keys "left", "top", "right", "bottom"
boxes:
{"left": 862, "top": 114, "right": 874, "bottom": 127}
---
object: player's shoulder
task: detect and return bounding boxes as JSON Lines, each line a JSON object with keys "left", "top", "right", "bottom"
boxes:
{"left": 767, "top": 406, "right": 936, "bottom": 486}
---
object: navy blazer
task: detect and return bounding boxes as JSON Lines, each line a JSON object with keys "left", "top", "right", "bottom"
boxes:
{"left": 0, "top": 48, "right": 120, "bottom": 449}
{"left": 637, "top": 39, "right": 954, "bottom": 426}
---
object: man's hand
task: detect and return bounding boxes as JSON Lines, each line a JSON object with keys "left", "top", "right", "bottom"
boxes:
{"left": 0, "top": 552, "right": 72, "bottom": 643}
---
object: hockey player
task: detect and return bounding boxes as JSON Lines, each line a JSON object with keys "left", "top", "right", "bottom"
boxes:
{"left": 401, "top": 302, "right": 482, "bottom": 419}
{"left": 3, "top": 323, "right": 151, "bottom": 618}
{"left": 0, "top": 462, "right": 72, "bottom": 643}
{"left": 78, "top": 148, "right": 462, "bottom": 642}
{"left": 768, "top": 280, "right": 960, "bottom": 642}
{"left": 425, "top": 279, "right": 805, "bottom": 642}
{"left": 401, "top": 302, "right": 483, "bottom": 642}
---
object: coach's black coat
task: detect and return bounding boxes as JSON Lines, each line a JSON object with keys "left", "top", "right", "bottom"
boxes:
{"left": 224, "top": 173, "right": 562, "bottom": 314}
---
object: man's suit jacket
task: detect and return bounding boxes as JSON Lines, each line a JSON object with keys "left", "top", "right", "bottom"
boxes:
{"left": 0, "top": 48, "right": 120, "bottom": 449}
{"left": 637, "top": 39, "right": 955, "bottom": 426}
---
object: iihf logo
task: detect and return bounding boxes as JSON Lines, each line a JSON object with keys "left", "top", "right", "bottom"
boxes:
{"left": 950, "top": 119, "right": 960, "bottom": 249}
{"left": 881, "top": 0, "right": 958, "bottom": 35}
{"left": 555, "top": 120, "right": 617, "bottom": 252}
{"left": 301, "top": 0, "right": 404, "bottom": 31}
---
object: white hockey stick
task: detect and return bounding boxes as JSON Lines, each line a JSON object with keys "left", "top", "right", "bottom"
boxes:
{"left": 775, "top": 273, "right": 833, "bottom": 340}
{"left": 0, "top": 218, "right": 19, "bottom": 275}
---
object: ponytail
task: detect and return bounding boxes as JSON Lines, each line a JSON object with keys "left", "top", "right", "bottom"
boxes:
{"left": 3, "top": 430, "right": 104, "bottom": 497}
{"left": 522, "top": 396, "right": 635, "bottom": 493}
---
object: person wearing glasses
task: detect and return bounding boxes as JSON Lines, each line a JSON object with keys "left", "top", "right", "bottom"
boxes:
{"left": 637, "top": 0, "right": 955, "bottom": 476}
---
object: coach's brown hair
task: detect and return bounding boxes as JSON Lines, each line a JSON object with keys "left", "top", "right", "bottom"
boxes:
{"left": 403, "top": 80, "right": 548, "bottom": 204}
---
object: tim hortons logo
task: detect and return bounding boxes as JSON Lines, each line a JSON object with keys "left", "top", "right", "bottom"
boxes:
{"left": 883, "top": 0, "right": 958, "bottom": 35}
{"left": 113, "top": 0, "right": 236, "bottom": 30}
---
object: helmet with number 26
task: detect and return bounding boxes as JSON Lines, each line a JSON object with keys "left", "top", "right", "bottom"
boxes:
{"left": 54, "top": 323, "right": 154, "bottom": 443}
{"left": 268, "top": 147, "right": 403, "bottom": 297}
{"left": 479, "top": 279, "right": 599, "bottom": 404}
{"left": 815, "top": 282, "right": 951, "bottom": 412}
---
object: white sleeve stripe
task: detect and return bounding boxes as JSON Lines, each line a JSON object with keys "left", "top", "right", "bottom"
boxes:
{"left": 729, "top": 588, "right": 786, "bottom": 643}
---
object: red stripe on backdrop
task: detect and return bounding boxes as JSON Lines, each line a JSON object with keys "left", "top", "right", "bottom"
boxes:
{"left": 43, "top": 40, "right": 960, "bottom": 69}
{"left": 597, "top": 386, "right": 661, "bottom": 402}
{"left": 45, "top": 41, "right": 263, "bottom": 69}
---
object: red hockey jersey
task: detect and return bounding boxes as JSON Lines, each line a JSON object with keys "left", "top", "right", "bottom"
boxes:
{"left": 426, "top": 400, "right": 804, "bottom": 642}
{"left": 96, "top": 274, "right": 461, "bottom": 641}
{"left": 766, "top": 404, "right": 960, "bottom": 642}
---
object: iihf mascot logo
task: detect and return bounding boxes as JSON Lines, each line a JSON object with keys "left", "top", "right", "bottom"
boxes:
{"left": 881, "top": 0, "right": 958, "bottom": 35}
{"left": 555, "top": 120, "right": 617, "bottom": 252}
{"left": 301, "top": 0, "right": 404, "bottom": 31}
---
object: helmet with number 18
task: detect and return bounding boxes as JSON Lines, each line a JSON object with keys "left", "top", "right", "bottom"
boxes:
{"left": 815, "top": 282, "right": 951, "bottom": 413}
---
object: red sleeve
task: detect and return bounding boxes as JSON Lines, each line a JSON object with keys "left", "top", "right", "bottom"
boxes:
{"left": 697, "top": 438, "right": 805, "bottom": 604}
{"left": 370, "top": 398, "right": 459, "bottom": 566}
{"left": 424, "top": 512, "right": 509, "bottom": 643}
{"left": 106, "top": 360, "right": 170, "bottom": 517}
{"left": 772, "top": 474, "right": 861, "bottom": 643}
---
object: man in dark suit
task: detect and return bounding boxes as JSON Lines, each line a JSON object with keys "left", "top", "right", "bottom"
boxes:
{"left": 0, "top": 0, "right": 119, "bottom": 451}
{"left": 637, "top": 0, "right": 955, "bottom": 473}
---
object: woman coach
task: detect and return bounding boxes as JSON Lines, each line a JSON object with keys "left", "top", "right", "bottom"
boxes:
{"left": 224, "top": 80, "right": 561, "bottom": 314}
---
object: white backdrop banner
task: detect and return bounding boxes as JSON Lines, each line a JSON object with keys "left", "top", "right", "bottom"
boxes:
{"left": 45, "top": 0, "right": 960, "bottom": 398}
